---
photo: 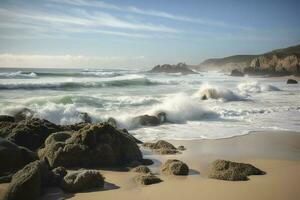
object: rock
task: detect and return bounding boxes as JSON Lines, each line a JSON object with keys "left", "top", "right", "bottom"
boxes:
{"left": 0, "top": 138, "right": 37, "bottom": 175}
{"left": 149, "top": 63, "right": 198, "bottom": 75}
{"left": 121, "top": 129, "right": 143, "bottom": 144}
{"left": 177, "top": 145, "right": 186, "bottom": 151}
{"left": 0, "top": 120, "right": 18, "bottom": 138}
{"left": 39, "top": 123, "right": 143, "bottom": 168}
{"left": 13, "top": 108, "right": 35, "bottom": 122}
{"left": 62, "top": 122, "right": 89, "bottom": 131}
{"left": 134, "top": 173, "right": 162, "bottom": 185}
{"left": 230, "top": 69, "right": 244, "bottom": 77}
{"left": 107, "top": 117, "right": 118, "bottom": 128}
{"left": 78, "top": 112, "right": 92, "bottom": 123}
{"left": 287, "top": 79, "right": 298, "bottom": 84}
{"left": 48, "top": 166, "right": 67, "bottom": 186}
{"left": 133, "top": 112, "right": 167, "bottom": 126}
{"left": 60, "top": 170, "right": 104, "bottom": 192}
{"left": 0, "top": 173, "right": 13, "bottom": 183}
{"left": 161, "top": 159, "right": 189, "bottom": 176}
{"left": 143, "top": 140, "right": 179, "bottom": 154}
{"left": 3, "top": 160, "right": 49, "bottom": 200}
{"left": 131, "top": 166, "right": 151, "bottom": 174}
{"left": 44, "top": 131, "right": 72, "bottom": 146}
{"left": 141, "top": 158, "right": 154, "bottom": 166}
{"left": 0, "top": 115, "right": 15, "bottom": 122}
{"left": 6, "top": 118, "right": 62, "bottom": 150}
{"left": 209, "top": 159, "right": 265, "bottom": 181}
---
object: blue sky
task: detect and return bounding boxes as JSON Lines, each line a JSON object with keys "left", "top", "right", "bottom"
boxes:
{"left": 0, "top": 0, "right": 299, "bottom": 68}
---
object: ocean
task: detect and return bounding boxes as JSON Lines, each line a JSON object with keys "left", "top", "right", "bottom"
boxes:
{"left": 0, "top": 68, "right": 299, "bottom": 141}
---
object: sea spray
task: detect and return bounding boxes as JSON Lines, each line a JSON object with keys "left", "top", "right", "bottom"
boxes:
{"left": 237, "top": 81, "right": 280, "bottom": 94}
{"left": 195, "top": 84, "right": 244, "bottom": 101}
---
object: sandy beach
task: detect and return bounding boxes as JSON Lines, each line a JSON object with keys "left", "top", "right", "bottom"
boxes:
{"left": 34, "top": 131, "right": 300, "bottom": 200}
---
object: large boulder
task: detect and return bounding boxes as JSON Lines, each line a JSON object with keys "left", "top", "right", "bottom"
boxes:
{"left": 48, "top": 166, "right": 67, "bottom": 186}
{"left": 143, "top": 140, "right": 179, "bottom": 154}
{"left": 0, "top": 138, "right": 37, "bottom": 175}
{"left": 134, "top": 173, "right": 162, "bottom": 185}
{"left": 60, "top": 170, "right": 104, "bottom": 192}
{"left": 209, "top": 159, "right": 265, "bottom": 181}
{"left": 39, "top": 123, "right": 143, "bottom": 168}
{"left": 6, "top": 118, "right": 62, "bottom": 150}
{"left": 161, "top": 159, "right": 189, "bottom": 176}
{"left": 3, "top": 160, "right": 49, "bottom": 200}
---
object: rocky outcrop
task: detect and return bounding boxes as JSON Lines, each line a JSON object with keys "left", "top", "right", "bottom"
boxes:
{"left": 161, "top": 159, "right": 189, "bottom": 176}
{"left": 249, "top": 54, "right": 300, "bottom": 75}
{"left": 149, "top": 63, "right": 197, "bottom": 75}
{"left": 38, "top": 123, "right": 143, "bottom": 168}
{"left": 0, "top": 115, "right": 15, "bottom": 122}
{"left": 287, "top": 79, "right": 298, "bottom": 84}
{"left": 134, "top": 173, "right": 162, "bottom": 185}
{"left": 3, "top": 160, "right": 50, "bottom": 200}
{"left": 48, "top": 166, "right": 67, "bottom": 186}
{"left": 60, "top": 170, "right": 104, "bottom": 193}
{"left": 209, "top": 159, "right": 265, "bottom": 181}
{"left": 142, "top": 140, "right": 179, "bottom": 154}
{"left": 0, "top": 138, "right": 37, "bottom": 175}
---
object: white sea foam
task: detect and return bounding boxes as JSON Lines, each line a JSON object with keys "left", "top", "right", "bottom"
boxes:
{"left": 237, "top": 81, "right": 280, "bottom": 94}
{"left": 0, "top": 71, "right": 37, "bottom": 78}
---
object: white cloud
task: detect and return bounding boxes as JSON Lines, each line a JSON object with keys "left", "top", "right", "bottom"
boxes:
{"left": 53, "top": 0, "right": 253, "bottom": 30}
{"left": 0, "top": 54, "right": 146, "bottom": 68}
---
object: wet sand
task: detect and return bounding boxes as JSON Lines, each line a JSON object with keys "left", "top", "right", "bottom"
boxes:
{"left": 5, "top": 131, "right": 300, "bottom": 200}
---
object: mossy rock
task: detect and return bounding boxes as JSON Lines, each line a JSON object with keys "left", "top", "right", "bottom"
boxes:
{"left": 39, "top": 123, "right": 143, "bottom": 168}
{"left": 60, "top": 170, "right": 104, "bottom": 192}
{"left": 3, "top": 160, "right": 49, "bottom": 200}
{"left": 161, "top": 159, "right": 189, "bottom": 176}
{"left": 209, "top": 159, "right": 265, "bottom": 181}
{"left": 131, "top": 166, "right": 151, "bottom": 174}
{"left": 143, "top": 140, "right": 179, "bottom": 155}
{"left": 0, "top": 138, "right": 37, "bottom": 174}
{"left": 135, "top": 173, "right": 162, "bottom": 185}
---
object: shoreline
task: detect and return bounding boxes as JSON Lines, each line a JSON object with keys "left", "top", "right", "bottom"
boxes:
{"left": 34, "top": 130, "right": 300, "bottom": 200}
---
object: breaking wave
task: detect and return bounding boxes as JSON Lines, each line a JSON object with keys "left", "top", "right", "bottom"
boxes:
{"left": 0, "top": 75, "right": 162, "bottom": 90}
{"left": 195, "top": 84, "right": 244, "bottom": 101}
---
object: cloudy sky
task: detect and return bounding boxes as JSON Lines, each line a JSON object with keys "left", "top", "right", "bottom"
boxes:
{"left": 0, "top": 0, "right": 299, "bottom": 68}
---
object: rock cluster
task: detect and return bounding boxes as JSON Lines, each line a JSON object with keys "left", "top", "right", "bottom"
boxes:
{"left": 149, "top": 63, "right": 198, "bottom": 75}
{"left": 38, "top": 123, "right": 143, "bottom": 168}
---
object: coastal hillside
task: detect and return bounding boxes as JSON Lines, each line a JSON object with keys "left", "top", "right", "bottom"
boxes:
{"left": 196, "top": 44, "right": 300, "bottom": 75}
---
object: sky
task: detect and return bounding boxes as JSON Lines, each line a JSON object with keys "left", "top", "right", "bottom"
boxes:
{"left": 0, "top": 0, "right": 299, "bottom": 68}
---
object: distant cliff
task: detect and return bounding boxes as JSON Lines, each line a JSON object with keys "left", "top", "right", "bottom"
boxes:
{"left": 196, "top": 44, "right": 300, "bottom": 75}
{"left": 149, "top": 63, "right": 197, "bottom": 75}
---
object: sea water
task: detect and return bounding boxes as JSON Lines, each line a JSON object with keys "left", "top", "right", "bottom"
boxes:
{"left": 0, "top": 68, "right": 299, "bottom": 141}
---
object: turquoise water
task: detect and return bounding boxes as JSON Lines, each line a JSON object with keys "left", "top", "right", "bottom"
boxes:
{"left": 0, "top": 68, "right": 299, "bottom": 141}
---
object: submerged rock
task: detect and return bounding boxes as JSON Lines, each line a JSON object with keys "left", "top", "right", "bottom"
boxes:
{"left": 3, "top": 160, "right": 49, "bottom": 200}
{"left": 230, "top": 69, "right": 244, "bottom": 77}
{"left": 39, "top": 123, "right": 143, "bottom": 168}
{"left": 177, "top": 145, "right": 186, "bottom": 151}
{"left": 134, "top": 173, "right": 162, "bottom": 185}
{"left": 0, "top": 138, "right": 37, "bottom": 175}
{"left": 78, "top": 112, "right": 92, "bottom": 123}
{"left": 287, "top": 79, "right": 298, "bottom": 84}
{"left": 143, "top": 140, "right": 179, "bottom": 154}
{"left": 60, "top": 170, "right": 104, "bottom": 193}
{"left": 13, "top": 108, "right": 35, "bottom": 122}
{"left": 209, "top": 159, "right": 265, "bottom": 181}
{"left": 161, "top": 159, "right": 189, "bottom": 176}
{"left": 131, "top": 165, "right": 151, "bottom": 174}
{"left": 149, "top": 63, "right": 197, "bottom": 75}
